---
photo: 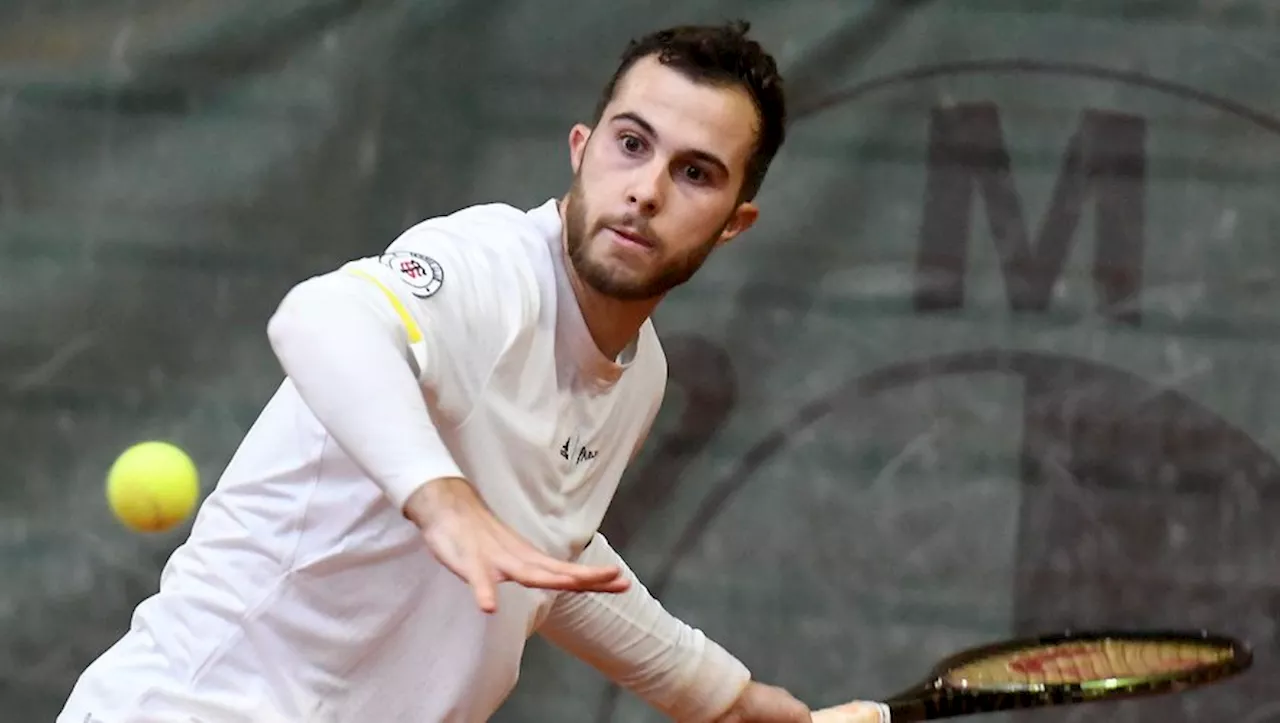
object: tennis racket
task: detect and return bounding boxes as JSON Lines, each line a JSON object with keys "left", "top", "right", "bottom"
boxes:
{"left": 813, "top": 629, "right": 1251, "bottom": 722}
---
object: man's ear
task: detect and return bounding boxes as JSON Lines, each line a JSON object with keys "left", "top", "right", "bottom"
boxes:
{"left": 568, "top": 123, "right": 592, "bottom": 174}
{"left": 717, "top": 202, "right": 759, "bottom": 245}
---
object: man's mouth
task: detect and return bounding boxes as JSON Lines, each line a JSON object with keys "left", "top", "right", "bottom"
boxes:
{"left": 606, "top": 226, "right": 655, "bottom": 249}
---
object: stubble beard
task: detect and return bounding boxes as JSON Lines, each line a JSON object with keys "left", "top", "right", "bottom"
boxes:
{"left": 563, "top": 172, "right": 727, "bottom": 302}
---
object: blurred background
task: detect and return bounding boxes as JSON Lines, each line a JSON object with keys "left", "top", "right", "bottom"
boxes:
{"left": 4, "top": 0, "right": 1280, "bottom": 721}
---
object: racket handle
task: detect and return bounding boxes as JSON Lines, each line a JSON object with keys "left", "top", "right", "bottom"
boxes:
{"left": 883, "top": 696, "right": 930, "bottom": 722}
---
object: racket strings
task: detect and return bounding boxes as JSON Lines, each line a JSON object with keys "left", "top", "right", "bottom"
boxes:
{"left": 941, "top": 639, "right": 1233, "bottom": 687}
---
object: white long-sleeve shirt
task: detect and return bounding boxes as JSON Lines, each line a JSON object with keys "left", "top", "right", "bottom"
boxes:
{"left": 57, "top": 198, "right": 750, "bottom": 723}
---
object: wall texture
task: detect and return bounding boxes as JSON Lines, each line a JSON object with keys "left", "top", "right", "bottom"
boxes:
{"left": 3, "top": 1, "right": 1278, "bottom": 721}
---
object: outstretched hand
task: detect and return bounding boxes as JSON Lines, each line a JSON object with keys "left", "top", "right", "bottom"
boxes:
{"left": 713, "top": 682, "right": 811, "bottom": 722}
{"left": 714, "top": 682, "right": 888, "bottom": 723}
{"left": 403, "top": 476, "right": 629, "bottom": 612}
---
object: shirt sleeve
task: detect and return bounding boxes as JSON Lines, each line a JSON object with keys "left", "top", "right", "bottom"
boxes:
{"left": 536, "top": 534, "right": 752, "bottom": 723}
{"left": 266, "top": 225, "right": 533, "bottom": 511}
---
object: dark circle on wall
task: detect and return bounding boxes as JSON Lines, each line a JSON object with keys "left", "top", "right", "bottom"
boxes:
{"left": 596, "top": 59, "right": 1280, "bottom": 722}
{"left": 791, "top": 58, "right": 1280, "bottom": 135}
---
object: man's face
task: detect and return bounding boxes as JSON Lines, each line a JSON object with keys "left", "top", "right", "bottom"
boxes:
{"left": 563, "top": 55, "right": 761, "bottom": 301}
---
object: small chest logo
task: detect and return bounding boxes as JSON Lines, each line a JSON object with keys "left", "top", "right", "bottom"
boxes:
{"left": 559, "top": 436, "right": 598, "bottom": 466}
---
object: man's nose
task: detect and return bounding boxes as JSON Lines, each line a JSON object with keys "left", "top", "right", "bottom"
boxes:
{"left": 625, "top": 161, "right": 666, "bottom": 216}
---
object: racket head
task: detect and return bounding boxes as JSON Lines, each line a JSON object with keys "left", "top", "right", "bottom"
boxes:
{"left": 885, "top": 629, "right": 1252, "bottom": 720}
{"left": 930, "top": 629, "right": 1250, "bottom": 695}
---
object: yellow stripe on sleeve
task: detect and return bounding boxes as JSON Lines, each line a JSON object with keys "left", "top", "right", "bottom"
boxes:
{"left": 344, "top": 265, "right": 428, "bottom": 372}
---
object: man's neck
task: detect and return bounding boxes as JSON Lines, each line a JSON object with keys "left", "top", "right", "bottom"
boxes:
{"left": 567, "top": 265, "right": 659, "bottom": 362}
{"left": 558, "top": 205, "right": 660, "bottom": 362}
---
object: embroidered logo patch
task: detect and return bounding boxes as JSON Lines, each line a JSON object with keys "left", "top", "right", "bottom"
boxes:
{"left": 381, "top": 251, "right": 443, "bottom": 298}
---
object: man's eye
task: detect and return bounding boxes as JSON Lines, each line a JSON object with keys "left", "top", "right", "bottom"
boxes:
{"left": 621, "top": 135, "right": 644, "bottom": 154}
{"left": 682, "top": 165, "right": 706, "bottom": 183}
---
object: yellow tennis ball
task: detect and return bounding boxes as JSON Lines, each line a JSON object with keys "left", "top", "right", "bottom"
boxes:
{"left": 106, "top": 441, "right": 200, "bottom": 533}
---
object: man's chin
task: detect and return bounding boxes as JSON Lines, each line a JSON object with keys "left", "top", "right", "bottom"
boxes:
{"left": 584, "top": 274, "right": 647, "bottom": 300}
{"left": 581, "top": 268, "right": 661, "bottom": 301}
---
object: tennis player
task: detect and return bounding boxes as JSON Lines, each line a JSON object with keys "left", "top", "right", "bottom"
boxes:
{"left": 58, "top": 21, "right": 883, "bottom": 723}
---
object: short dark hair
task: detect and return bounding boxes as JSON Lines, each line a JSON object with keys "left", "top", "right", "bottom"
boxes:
{"left": 592, "top": 20, "right": 787, "bottom": 202}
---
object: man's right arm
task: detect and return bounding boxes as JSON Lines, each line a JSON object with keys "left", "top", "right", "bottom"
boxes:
{"left": 265, "top": 233, "right": 626, "bottom": 609}
{"left": 266, "top": 248, "right": 482, "bottom": 513}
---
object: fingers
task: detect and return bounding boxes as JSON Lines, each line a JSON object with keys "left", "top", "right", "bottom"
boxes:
{"left": 593, "top": 576, "right": 632, "bottom": 593}
{"left": 418, "top": 492, "right": 633, "bottom": 613}
{"left": 543, "top": 558, "right": 625, "bottom": 582}
{"left": 493, "top": 549, "right": 630, "bottom": 593}
{"left": 494, "top": 556, "right": 581, "bottom": 589}
{"left": 455, "top": 542, "right": 499, "bottom": 614}
{"left": 812, "top": 702, "right": 890, "bottom": 723}
{"left": 424, "top": 529, "right": 501, "bottom": 613}
{"left": 490, "top": 525, "right": 628, "bottom": 591}
{"left": 533, "top": 559, "right": 626, "bottom": 588}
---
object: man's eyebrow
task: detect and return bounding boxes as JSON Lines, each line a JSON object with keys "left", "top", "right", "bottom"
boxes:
{"left": 610, "top": 111, "right": 657, "bottom": 138}
{"left": 609, "top": 111, "right": 730, "bottom": 176}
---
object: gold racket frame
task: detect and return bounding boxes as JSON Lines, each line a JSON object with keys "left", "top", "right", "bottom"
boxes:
{"left": 883, "top": 629, "right": 1252, "bottom": 721}
{"left": 927, "top": 629, "right": 1250, "bottom": 694}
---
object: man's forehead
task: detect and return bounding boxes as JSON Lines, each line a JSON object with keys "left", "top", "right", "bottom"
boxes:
{"left": 605, "top": 56, "right": 759, "bottom": 164}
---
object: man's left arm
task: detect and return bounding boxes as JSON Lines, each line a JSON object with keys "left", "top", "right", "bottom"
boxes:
{"left": 536, "top": 532, "right": 752, "bottom": 723}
